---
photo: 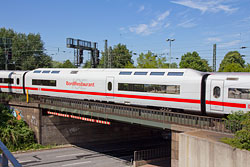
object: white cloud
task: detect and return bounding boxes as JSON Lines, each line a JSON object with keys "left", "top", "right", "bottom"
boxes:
{"left": 177, "top": 19, "right": 196, "bottom": 28}
{"left": 157, "top": 11, "right": 170, "bottom": 21}
{"left": 119, "top": 27, "right": 125, "bottom": 31}
{"left": 138, "top": 5, "right": 145, "bottom": 12}
{"left": 207, "top": 37, "right": 222, "bottom": 42}
{"left": 171, "top": 0, "right": 238, "bottom": 14}
{"left": 129, "top": 24, "right": 152, "bottom": 35}
{"left": 164, "top": 23, "right": 170, "bottom": 28}
{"left": 128, "top": 10, "right": 171, "bottom": 35}
{"left": 150, "top": 20, "right": 158, "bottom": 27}
{"left": 218, "top": 40, "right": 241, "bottom": 48}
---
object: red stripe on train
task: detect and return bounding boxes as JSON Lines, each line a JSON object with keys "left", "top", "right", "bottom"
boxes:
{"left": 1, "top": 85, "right": 246, "bottom": 109}
{"left": 206, "top": 100, "right": 246, "bottom": 108}
{"left": 0, "top": 85, "right": 23, "bottom": 89}
{"left": 41, "top": 88, "right": 201, "bottom": 104}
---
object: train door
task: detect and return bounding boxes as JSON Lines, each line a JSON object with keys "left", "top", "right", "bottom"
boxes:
{"left": 210, "top": 80, "right": 224, "bottom": 111}
{"left": 106, "top": 77, "right": 114, "bottom": 98}
{"left": 13, "top": 74, "right": 22, "bottom": 93}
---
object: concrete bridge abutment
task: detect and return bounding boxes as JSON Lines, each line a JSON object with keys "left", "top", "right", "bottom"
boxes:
{"left": 9, "top": 102, "right": 164, "bottom": 146}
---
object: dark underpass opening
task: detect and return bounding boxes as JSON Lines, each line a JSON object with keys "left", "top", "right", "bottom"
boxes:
{"left": 42, "top": 112, "right": 171, "bottom": 167}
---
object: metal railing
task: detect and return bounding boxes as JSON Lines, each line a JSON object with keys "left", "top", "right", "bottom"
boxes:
{"left": 0, "top": 140, "right": 21, "bottom": 167}
{"left": 1, "top": 93, "right": 242, "bottom": 133}
{"left": 134, "top": 147, "right": 170, "bottom": 161}
{"left": 37, "top": 96, "right": 240, "bottom": 133}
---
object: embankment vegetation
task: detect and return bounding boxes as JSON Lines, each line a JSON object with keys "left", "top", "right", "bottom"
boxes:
{"left": 222, "top": 111, "right": 250, "bottom": 151}
{"left": 0, "top": 104, "right": 48, "bottom": 151}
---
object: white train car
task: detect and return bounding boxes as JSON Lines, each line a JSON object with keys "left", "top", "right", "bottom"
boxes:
{"left": 206, "top": 73, "right": 250, "bottom": 114}
{"left": 0, "top": 71, "right": 26, "bottom": 94}
{"left": 2, "top": 68, "right": 250, "bottom": 115}
{"left": 24, "top": 68, "right": 203, "bottom": 112}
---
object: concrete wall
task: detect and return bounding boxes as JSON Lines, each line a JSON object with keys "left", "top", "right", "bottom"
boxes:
{"left": 41, "top": 112, "right": 162, "bottom": 145}
{"left": 171, "top": 131, "right": 180, "bottom": 167}
{"left": 179, "top": 131, "right": 250, "bottom": 167}
{"left": 9, "top": 102, "right": 163, "bottom": 146}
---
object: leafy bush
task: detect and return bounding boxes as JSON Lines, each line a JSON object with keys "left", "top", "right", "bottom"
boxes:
{"left": 0, "top": 104, "right": 43, "bottom": 151}
{"left": 0, "top": 93, "right": 13, "bottom": 102}
{"left": 222, "top": 111, "right": 250, "bottom": 151}
{"left": 223, "top": 111, "right": 247, "bottom": 133}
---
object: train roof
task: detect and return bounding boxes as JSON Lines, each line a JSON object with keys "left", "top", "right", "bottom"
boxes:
{"left": 209, "top": 72, "right": 250, "bottom": 76}
{"left": 31, "top": 68, "right": 204, "bottom": 77}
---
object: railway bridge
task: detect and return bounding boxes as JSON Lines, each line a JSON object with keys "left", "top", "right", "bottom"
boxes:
{"left": 0, "top": 94, "right": 238, "bottom": 167}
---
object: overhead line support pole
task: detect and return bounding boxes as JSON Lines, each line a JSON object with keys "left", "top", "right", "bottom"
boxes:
{"left": 166, "top": 39, "right": 175, "bottom": 68}
{"left": 213, "top": 44, "right": 216, "bottom": 72}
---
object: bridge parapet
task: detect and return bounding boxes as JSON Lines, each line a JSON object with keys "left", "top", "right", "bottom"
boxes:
{"left": 2, "top": 94, "right": 240, "bottom": 134}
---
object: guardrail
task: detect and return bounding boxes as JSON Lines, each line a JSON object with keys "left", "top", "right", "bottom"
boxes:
{"left": 36, "top": 95, "right": 240, "bottom": 133}
{"left": 1, "top": 93, "right": 242, "bottom": 133}
{"left": 0, "top": 140, "right": 22, "bottom": 167}
{"left": 134, "top": 147, "right": 170, "bottom": 161}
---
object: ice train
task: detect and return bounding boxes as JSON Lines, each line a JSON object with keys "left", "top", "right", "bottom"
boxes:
{"left": 0, "top": 68, "right": 250, "bottom": 115}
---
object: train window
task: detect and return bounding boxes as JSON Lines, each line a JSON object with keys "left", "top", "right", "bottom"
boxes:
{"left": 226, "top": 77, "right": 238, "bottom": 81}
{"left": 118, "top": 83, "right": 180, "bottom": 94}
{"left": 49, "top": 80, "right": 56, "bottom": 86}
{"left": 134, "top": 72, "right": 148, "bottom": 75}
{"left": 70, "top": 71, "right": 78, "bottom": 74}
{"left": 133, "top": 84, "right": 145, "bottom": 92}
{"left": 118, "top": 83, "right": 129, "bottom": 91}
{"left": 2, "top": 78, "right": 13, "bottom": 84}
{"left": 119, "top": 71, "right": 132, "bottom": 75}
{"left": 166, "top": 85, "right": 180, "bottom": 94}
{"left": 150, "top": 72, "right": 165, "bottom": 76}
{"left": 33, "top": 70, "right": 41, "bottom": 73}
{"left": 144, "top": 84, "right": 155, "bottom": 93}
{"left": 42, "top": 70, "right": 50, "bottom": 73}
{"left": 155, "top": 85, "right": 166, "bottom": 93}
{"left": 108, "top": 82, "right": 112, "bottom": 91}
{"left": 32, "top": 79, "right": 56, "bottom": 87}
{"left": 167, "top": 72, "right": 184, "bottom": 76}
{"left": 228, "top": 88, "right": 250, "bottom": 100}
{"left": 213, "top": 86, "right": 221, "bottom": 98}
{"left": 17, "top": 78, "right": 20, "bottom": 85}
{"left": 51, "top": 71, "right": 60, "bottom": 74}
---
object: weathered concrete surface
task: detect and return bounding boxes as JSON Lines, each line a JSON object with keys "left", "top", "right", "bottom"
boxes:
{"left": 171, "top": 131, "right": 180, "bottom": 167}
{"left": 179, "top": 131, "right": 250, "bottom": 167}
{"left": 41, "top": 113, "right": 163, "bottom": 145}
{"left": 170, "top": 126, "right": 199, "bottom": 167}
{"left": 134, "top": 157, "right": 170, "bottom": 167}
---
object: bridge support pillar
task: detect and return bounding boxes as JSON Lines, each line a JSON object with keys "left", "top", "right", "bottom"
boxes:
{"left": 171, "top": 131, "right": 180, "bottom": 167}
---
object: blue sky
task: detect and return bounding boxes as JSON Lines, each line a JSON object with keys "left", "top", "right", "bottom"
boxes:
{"left": 1, "top": 0, "right": 250, "bottom": 69}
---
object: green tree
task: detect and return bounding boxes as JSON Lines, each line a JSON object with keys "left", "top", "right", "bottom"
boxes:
{"left": 179, "top": 51, "right": 212, "bottom": 72}
{"left": 222, "top": 63, "right": 245, "bottom": 72}
{"left": 52, "top": 60, "right": 63, "bottom": 68}
{"left": 137, "top": 51, "right": 170, "bottom": 68}
{"left": 219, "top": 51, "right": 245, "bottom": 72}
{"left": 169, "top": 62, "right": 178, "bottom": 68}
{"left": 124, "top": 61, "right": 136, "bottom": 68}
{"left": 0, "top": 27, "right": 52, "bottom": 70}
{"left": 60, "top": 60, "right": 76, "bottom": 68}
{"left": 82, "top": 60, "right": 91, "bottom": 68}
{"left": 244, "top": 63, "right": 250, "bottom": 72}
{"left": 52, "top": 60, "right": 76, "bottom": 68}
{"left": 99, "top": 44, "right": 134, "bottom": 68}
